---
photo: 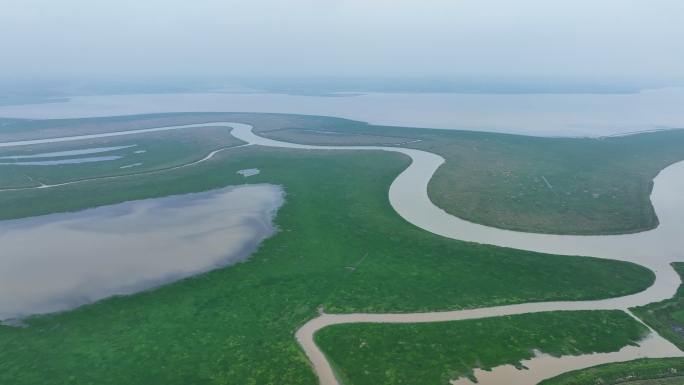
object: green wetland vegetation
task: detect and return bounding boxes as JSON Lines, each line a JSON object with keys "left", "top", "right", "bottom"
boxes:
{"left": 541, "top": 263, "right": 684, "bottom": 385}
{"left": 0, "top": 125, "right": 241, "bottom": 189}
{"left": 315, "top": 310, "right": 648, "bottom": 384}
{"left": 539, "top": 358, "right": 684, "bottom": 385}
{"left": 631, "top": 263, "right": 684, "bottom": 350}
{"left": 0, "top": 115, "right": 658, "bottom": 384}
{"left": 250, "top": 115, "right": 684, "bottom": 235}
{"left": 4, "top": 112, "right": 684, "bottom": 234}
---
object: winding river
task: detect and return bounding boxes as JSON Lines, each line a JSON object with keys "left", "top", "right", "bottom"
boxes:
{"left": 1, "top": 121, "right": 683, "bottom": 384}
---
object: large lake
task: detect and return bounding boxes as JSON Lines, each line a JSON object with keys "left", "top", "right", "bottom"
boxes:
{"left": 0, "top": 184, "right": 283, "bottom": 320}
{"left": 1, "top": 88, "right": 684, "bottom": 137}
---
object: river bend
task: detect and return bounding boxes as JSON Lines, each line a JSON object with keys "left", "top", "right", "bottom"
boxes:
{"left": 1, "top": 122, "right": 683, "bottom": 384}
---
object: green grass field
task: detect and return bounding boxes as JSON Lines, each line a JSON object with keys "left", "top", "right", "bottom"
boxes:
{"left": 0, "top": 134, "right": 656, "bottom": 384}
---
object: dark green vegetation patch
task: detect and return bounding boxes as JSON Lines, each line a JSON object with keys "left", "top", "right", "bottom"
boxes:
{"left": 0, "top": 123, "right": 655, "bottom": 384}
{"left": 539, "top": 358, "right": 684, "bottom": 385}
{"left": 315, "top": 310, "right": 648, "bottom": 384}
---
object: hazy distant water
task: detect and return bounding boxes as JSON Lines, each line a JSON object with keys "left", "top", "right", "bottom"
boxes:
{"left": 0, "top": 184, "right": 283, "bottom": 320}
{"left": 1, "top": 88, "right": 684, "bottom": 137}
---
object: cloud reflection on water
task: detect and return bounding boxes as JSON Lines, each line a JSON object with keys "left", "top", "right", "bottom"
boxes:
{"left": 0, "top": 184, "right": 284, "bottom": 320}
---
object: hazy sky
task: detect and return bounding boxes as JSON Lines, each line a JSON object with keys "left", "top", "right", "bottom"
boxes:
{"left": 1, "top": 0, "right": 682, "bottom": 80}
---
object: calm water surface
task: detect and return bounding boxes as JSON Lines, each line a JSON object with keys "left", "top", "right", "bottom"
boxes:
{"left": 0, "top": 184, "right": 283, "bottom": 320}
{"left": 0, "top": 145, "right": 135, "bottom": 159}
{"left": 1, "top": 88, "right": 684, "bottom": 136}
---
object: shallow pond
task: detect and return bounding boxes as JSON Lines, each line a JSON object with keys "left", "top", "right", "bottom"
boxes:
{"left": 0, "top": 184, "right": 283, "bottom": 320}
{"left": 237, "top": 168, "right": 260, "bottom": 177}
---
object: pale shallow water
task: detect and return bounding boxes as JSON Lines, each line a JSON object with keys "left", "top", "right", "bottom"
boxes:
{"left": 120, "top": 163, "right": 142, "bottom": 169}
{"left": 0, "top": 122, "right": 233, "bottom": 148}
{"left": 0, "top": 155, "right": 122, "bottom": 165}
{"left": 0, "top": 184, "right": 283, "bottom": 320}
{"left": 237, "top": 168, "right": 260, "bottom": 177}
{"left": 1, "top": 88, "right": 684, "bottom": 136}
{"left": 0, "top": 145, "right": 135, "bottom": 159}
